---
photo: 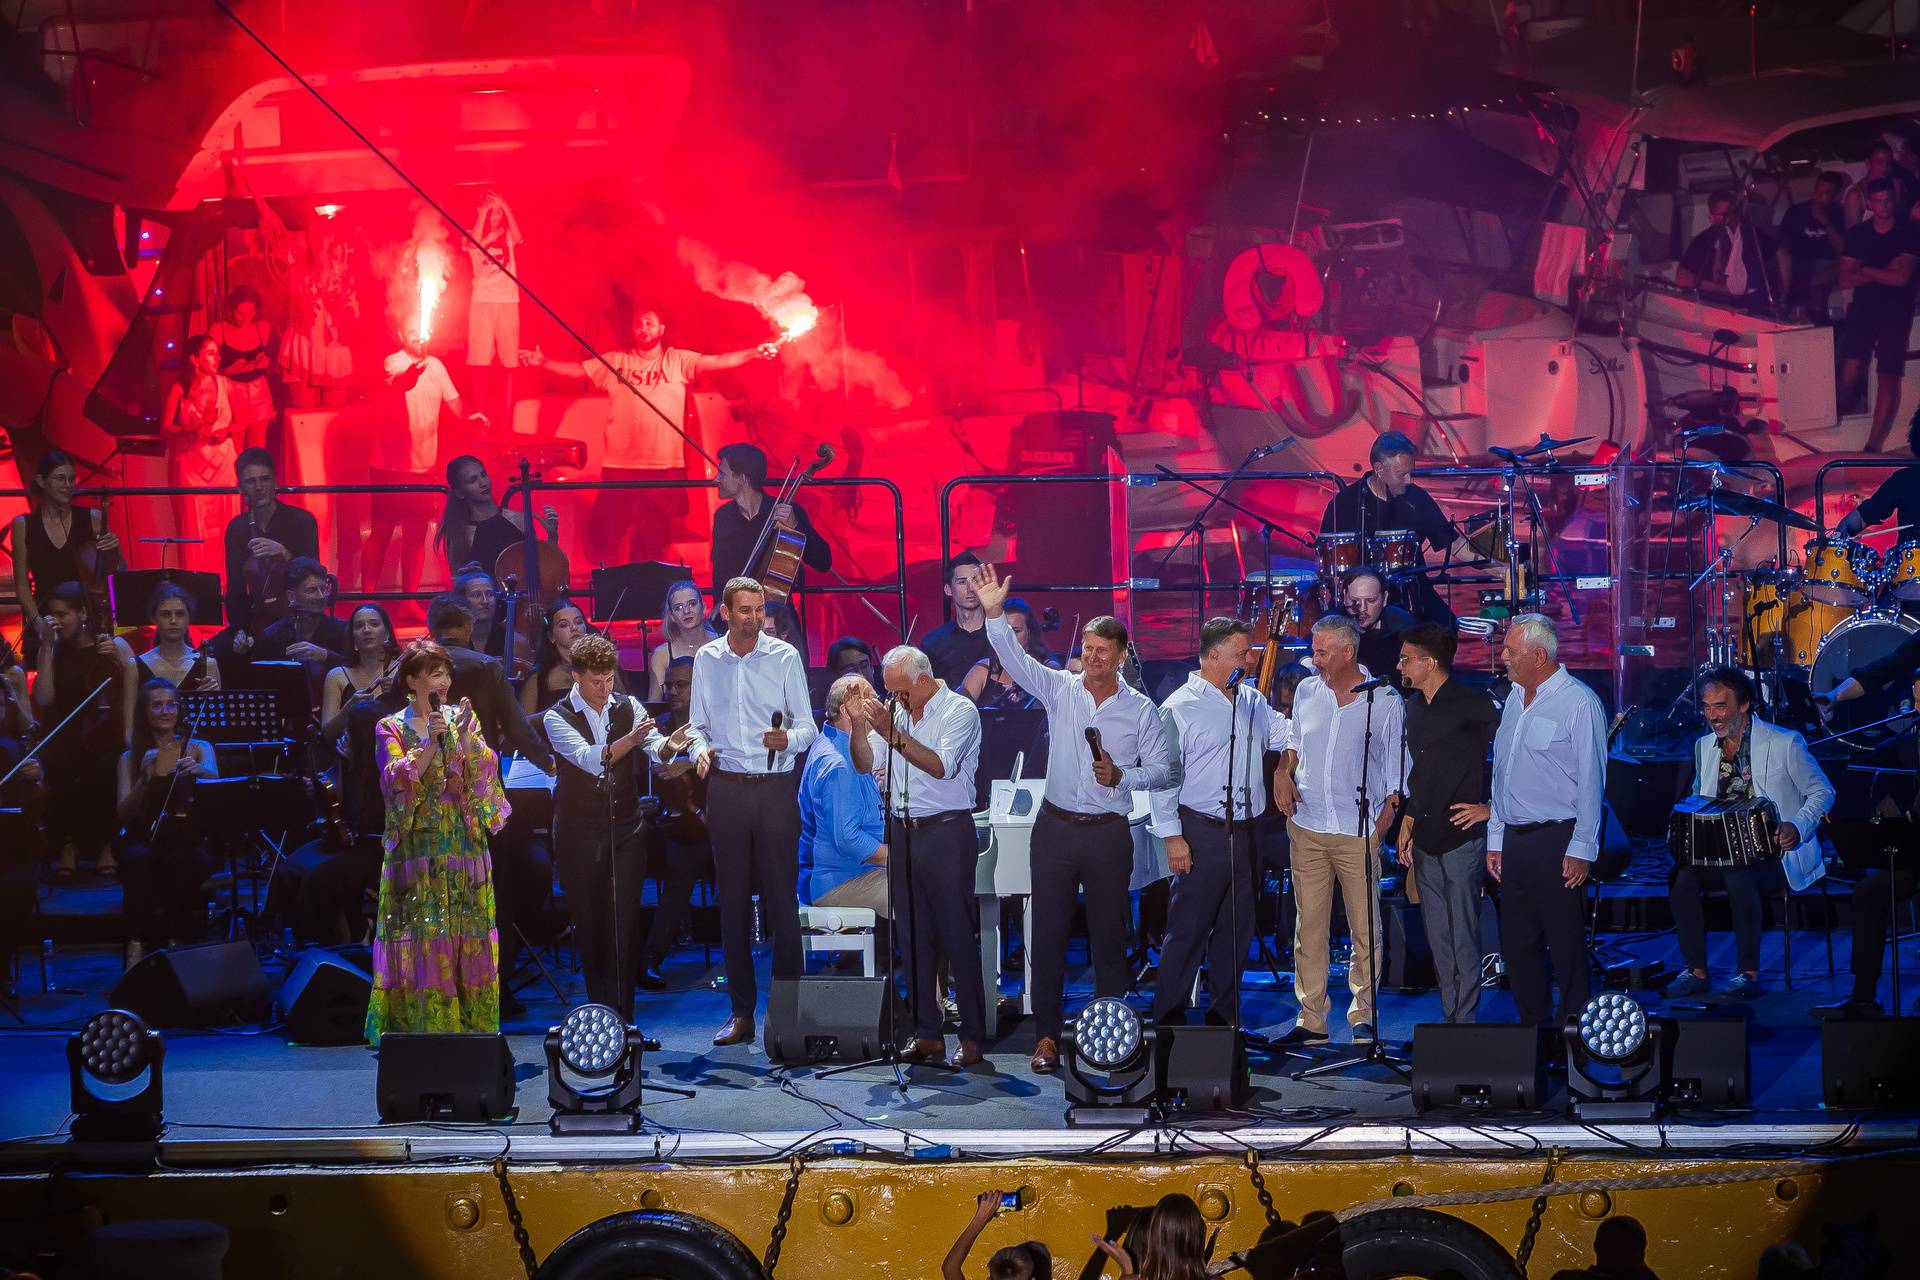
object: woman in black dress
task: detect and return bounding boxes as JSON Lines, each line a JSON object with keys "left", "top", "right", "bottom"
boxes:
{"left": 435, "top": 454, "right": 558, "bottom": 580}
{"left": 8, "top": 451, "right": 121, "bottom": 660}
{"left": 115, "top": 678, "right": 219, "bottom": 966}
{"left": 32, "top": 582, "right": 137, "bottom": 877}
{"left": 136, "top": 582, "right": 222, "bottom": 692}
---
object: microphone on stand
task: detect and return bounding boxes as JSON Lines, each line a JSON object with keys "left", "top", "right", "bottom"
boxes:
{"left": 767, "top": 710, "right": 784, "bottom": 769}
{"left": 1227, "top": 668, "right": 1247, "bottom": 691}
{"left": 1350, "top": 675, "right": 1397, "bottom": 693}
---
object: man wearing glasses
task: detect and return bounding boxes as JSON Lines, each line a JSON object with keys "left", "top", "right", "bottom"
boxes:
{"left": 1393, "top": 623, "right": 1500, "bottom": 1024}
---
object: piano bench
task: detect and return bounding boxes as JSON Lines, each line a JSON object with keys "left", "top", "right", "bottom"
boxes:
{"left": 799, "top": 905, "right": 878, "bottom": 977}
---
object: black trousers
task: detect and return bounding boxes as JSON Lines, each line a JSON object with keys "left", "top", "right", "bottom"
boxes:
{"left": 1849, "top": 867, "right": 1919, "bottom": 1003}
{"left": 892, "top": 811, "right": 987, "bottom": 1043}
{"left": 1153, "top": 810, "right": 1255, "bottom": 1026}
{"left": 117, "top": 836, "right": 215, "bottom": 947}
{"left": 553, "top": 812, "right": 647, "bottom": 1025}
{"left": 1499, "top": 819, "right": 1589, "bottom": 1027}
{"left": 1031, "top": 804, "right": 1133, "bottom": 1041}
{"left": 706, "top": 770, "right": 802, "bottom": 1020}
{"left": 1670, "top": 863, "right": 1764, "bottom": 976}
{"left": 643, "top": 834, "right": 712, "bottom": 967}
{"left": 490, "top": 825, "right": 553, "bottom": 984}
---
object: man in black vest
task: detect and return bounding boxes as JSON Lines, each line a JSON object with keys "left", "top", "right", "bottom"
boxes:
{"left": 543, "top": 633, "right": 692, "bottom": 1022}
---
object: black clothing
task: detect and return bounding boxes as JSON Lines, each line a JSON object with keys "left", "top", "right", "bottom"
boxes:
{"left": 550, "top": 697, "right": 644, "bottom": 827}
{"left": 1499, "top": 818, "right": 1589, "bottom": 1027}
{"left": 42, "top": 641, "right": 123, "bottom": 852}
{"left": 1029, "top": 805, "right": 1134, "bottom": 1040}
{"left": 1353, "top": 607, "right": 1417, "bottom": 679}
{"left": 1320, "top": 475, "right": 1451, "bottom": 552}
{"left": 1677, "top": 222, "right": 1781, "bottom": 309}
{"left": 705, "top": 769, "right": 803, "bottom": 1020}
{"left": 710, "top": 497, "right": 831, "bottom": 596}
{"left": 891, "top": 811, "right": 988, "bottom": 1043}
{"left": 136, "top": 650, "right": 216, "bottom": 691}
{"left": 549, "top": 696, "right": 649, "bottom": 1021}
{"left": 254, "top": 612, "right": 350, "bottom": 710}
{"left": 440, "top": 640, "right": 551, "bottom": 771}
{"left": 222, "top": 502, "right": 320, "bottom": 631}
{"left": 21, "top": 504, "right": 104, "bottom": 608}
{"left": 342, "top": 688, "right": 408, "bottom": 838}
{"left": 921, "top": 619, "right": 991, "bottom": 688}
{"left": 1854, "top": 465, "right": 1920, "bottom": 539}
{"left": 1848, "top": 867, "right": 1918, "bottom": 1004}
{"left": 463, "top": 510, "right": 525, "bottom": 580}
{"left": 1671, "top": 863, "right": 1764, "bottom": 975}
{"left": 1153, "top": 811, "right": 1257, "bottom": 1027}
{"left": 1780, "top": 201, "right": 1843, "bottom": 312}
{"left": 1846, "top": 619, "right": 1920, "bottom": 698}
{"left": 1842, "top": 219, "right": 1920, "bottom": 319}
{"left": 1403, "top": 677, "right": 1499, "bottom": 856}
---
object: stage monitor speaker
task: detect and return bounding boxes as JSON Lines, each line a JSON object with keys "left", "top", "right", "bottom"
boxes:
{"left": 1381, "top": 898, "right": 1435, "bottom": 993}
{"left": 110, "top": 941, "right": 271, "bottom": 1028}
{"left": 376, "top": 1033, "right": 516, "bottom": 1122}
{"left": 1411, "top": 1023, "right": 1544, "bottom": 1114}
{"left": 764, "top": 977, "right": 887, "bottom": 1064}
{"left": 1155, "top": 1023, "right": 1248, "bottom": 1113}
{"left": 278, "top": 950, "right": 373, "bottom": 1046}
{"left": 1661, "top": 1016, "right": 1750, "bottom": 1109}
{"left": 1821, "top": 1017, "right": 1920, "bottom": 1110}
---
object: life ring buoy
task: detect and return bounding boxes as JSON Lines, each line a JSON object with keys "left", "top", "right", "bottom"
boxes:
{"left": 1223, "top": 243, "right": 1324, "bottom": 331}
{"left": 535, "top": 1210, "right": 764, "bottom": 1280}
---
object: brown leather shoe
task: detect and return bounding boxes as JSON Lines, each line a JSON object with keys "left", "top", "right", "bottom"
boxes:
{"left": 899, "top": 1036, "right": 946, "bottom": 1064}
{"left": 712, "top": 1015, "right": 754, "bottom": 1047}
{"left": 952, "top": 1041, "right": 986, "bottom": 1069}
{"left": 1030, "top": 1036, "right": 1060, "bottom": 1073}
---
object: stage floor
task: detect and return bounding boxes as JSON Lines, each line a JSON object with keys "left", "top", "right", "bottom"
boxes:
{"left": 5, "top": 922, "right": 1917, "bottom": 1162}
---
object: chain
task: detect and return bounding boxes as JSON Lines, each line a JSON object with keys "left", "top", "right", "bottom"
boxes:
{"left": 1244, "top": 1148, "right": 1281, "bottom": 1227}
{"left": 762, "top": 1155, "right": 806, "bottom": 1277}
{"left": 1513, "top": 1148, "right": 1561, "bottom": 1276}
{"left": 493, "top": 1156, "right": 539, "bottom": 1280}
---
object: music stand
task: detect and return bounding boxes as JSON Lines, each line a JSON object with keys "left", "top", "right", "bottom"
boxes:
{"left": 194, "top": 774, "right": 310, "bottom": 941}
{"left": 109, "top": 569, "right": 224, "bottom": 628}
{"left": 1829, "top": 785, "right": 1920, "bottom": 1014}
{"left": 591, "top": 562, "right": 694, "bottom": 623}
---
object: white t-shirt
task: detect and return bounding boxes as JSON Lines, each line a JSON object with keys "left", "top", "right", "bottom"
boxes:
{"left": 380, "top": 352, "right": 459, "bottom": 472}
{"left": 587, "top": 346, "right": 701, "bottom": 470}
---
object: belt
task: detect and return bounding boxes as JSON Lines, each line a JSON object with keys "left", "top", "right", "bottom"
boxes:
{"left": 711, "top": 767, "right": 794, "bottom": 783}
{"left": 1040, "top": 799, "right": 1127, "bottom": 827}
{"left": 894, "top": 808, "right": 972, "bottom": 831}
{"left": 1507, "top": 818, "right": 1575, "bottom": 836}
{"left": 1177, "top": 805, "right": 1237, "bottom": 828}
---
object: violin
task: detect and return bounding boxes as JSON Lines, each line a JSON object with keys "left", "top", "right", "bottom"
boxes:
{"left": 244, "top": 507, "right": 291, "bottom": 631}
{"left": 747, "top": 443, "right": 834, "bottom": 604}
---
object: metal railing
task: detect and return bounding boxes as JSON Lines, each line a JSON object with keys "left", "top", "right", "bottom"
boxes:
{"left": 1813, "top": 458, "right": 1911, "bottom": 535}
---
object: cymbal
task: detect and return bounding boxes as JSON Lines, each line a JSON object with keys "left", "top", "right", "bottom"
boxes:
{"left": 1515, "top": 433, "right": 1595, "bottom": 457}
{"left": 1676, "top": 489, "right": 1818, "bottom": 532}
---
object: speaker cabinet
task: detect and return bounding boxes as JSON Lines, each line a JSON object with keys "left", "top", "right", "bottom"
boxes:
{"left": 1381, "top": 897, "right": 1436, "bottom": 992}
{"left": 109, "top": 941, "right": 271, "bottom": 1028}
{"left": 376, "top": 1034, "right": 516, "bottom": 1122}
{"left": 765, "top": 977, "right": 888, "bottom": 1064}
{"left": 1821, "top": 1017, "right": 1920, "bottom": 1110}
{"left": 1411, "top": 1023, "right": 1545, "bottom": 1113}
{"left": 1155, "top": 1023, "right": 1248, "bottom": 1113}
{"left": 1662, "top": 1017, "right": 1750, "bottom": 1108}
{"left": 278, "top": 950, "right": 373, "bottom": 1045}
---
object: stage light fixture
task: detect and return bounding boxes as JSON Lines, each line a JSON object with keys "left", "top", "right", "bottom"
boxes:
{"left": 68, "top": 1008, "right": 166, "bottom": 1141}
{"left": 545, "top": 1003, "right": 691, "bottom": 1134}
{"left": 1063, "top": 998, "right": 1156, "bottom": 1127}
{"left": 1564, "top": 993, "right": 1666, "bottom": 1121}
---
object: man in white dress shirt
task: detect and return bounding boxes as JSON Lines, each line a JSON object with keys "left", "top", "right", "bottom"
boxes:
{"left": 1148, "top": 618, "right": 1290, "bottom": 1028}
{"left": 688, "top": 576, "right": 817, "bottom": 1047}
{"left": 1485, "top": 613, "right": 1607, "bottom": 1030}
{"left": 1273, "top": 614, "right": 1405, "bottom": 1044}
{"left": 543, "top": 634, "right": 691, "bottom": 1024}
{"left": 845, "top": 645, "right": 987, "bottom": 1068}
{"left": 976, "top": 563, "right": 1173, "bottom": 1074}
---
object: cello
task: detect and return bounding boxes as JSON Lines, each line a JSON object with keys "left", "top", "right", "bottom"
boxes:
{"left": 746, "top": 443, "right": 834, "bottom": 604}
{"left": 494, "top": 538, "right": 571, "bottom": 677}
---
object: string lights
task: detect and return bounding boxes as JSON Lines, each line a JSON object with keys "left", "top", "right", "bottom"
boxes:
{"left": 1248, "top": 93, "right": 1536, "bottom": 129}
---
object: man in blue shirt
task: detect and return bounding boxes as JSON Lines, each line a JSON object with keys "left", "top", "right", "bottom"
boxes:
{"left": 799, "top": 673, "right": 889, "bottom": 914}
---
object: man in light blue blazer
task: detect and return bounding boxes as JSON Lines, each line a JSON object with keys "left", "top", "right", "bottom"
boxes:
{"left": 1668, "top": 666, "right": 1833, "bottom": 1001}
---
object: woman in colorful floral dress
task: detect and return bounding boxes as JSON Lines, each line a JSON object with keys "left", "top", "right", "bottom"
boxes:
{"left": 365, "top": 639, "right": 510, "bottom": 1044}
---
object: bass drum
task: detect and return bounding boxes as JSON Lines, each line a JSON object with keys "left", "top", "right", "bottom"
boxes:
{"left": 1810, "top": 611, "right": 1920, "bottom": 749}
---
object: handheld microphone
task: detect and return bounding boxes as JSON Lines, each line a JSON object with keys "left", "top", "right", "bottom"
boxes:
{"left": 1350, "top": 675, "right": 1396, "bottom": 693}
{"left": 1084, "top": 726, "right": 1104, "bottom": 764}
{"left": 768, "top": 710, "right": 784, "bottom": 769}
{"left": 428, "top": 691, "right": 451, "bottom": 749}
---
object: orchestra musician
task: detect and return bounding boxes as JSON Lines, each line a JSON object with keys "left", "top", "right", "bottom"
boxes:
{"left": 1666, "top": 668, "right": 1832, "bottom": 1003}
{"left": 975, "top": 562, "right": 1172, "bottom": 1074}
{"left": 543, "top": 634, "right": 689, "bottom": 1023}
{"left": 647, "top": 580, "right": 718, "bottom": 701}
{"left": 223, "top": 447, "right": 319, "bottom": 658}
{"left": 115, "top": 678, "right": 219, "bottom": 968}
{"left": 9, "top": 451, "right": 122, "bottom": 658}
{"left": 921, "top": 554, "right": 989, "bottom": 688}
{"left": 251, "top": 557, "right": 349, "bottom": 710}
{"left": 639, "top": 655, "right": 709, "bottom": 990}
{"left": 711, "top": 443, "right": 832, "bottom": 598}
{"left": 959, "top": 595, "right": 1055, "bottom": 709}
{"left": 1147, "top": 618, "right": 1290, "bottom": 1029}
{"left": 1318, "top": 432, "right": 1475, "bottom": 625}
{"left": 846, "top": 645, "right": 988, "bottom": 1069}
{"left": 436, "top": 454, "right": 560, "bottom": 585}
{"left": 687, "top": 576, "right": 816, "bottom": 1049}
{"left": 137, "top": 583, "right": 221, "bottom": 693}
{"left": 33, "top": 582, "right": 137, "bottom": 880}
{"left": 320, "top": 603, "right": 399, "bottom": 741}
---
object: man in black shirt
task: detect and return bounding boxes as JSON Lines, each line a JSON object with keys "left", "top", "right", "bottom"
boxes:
{"left": 1836, "top": 408, "right": 1920, "bottom": 541}
{"left": 919, "top": 552, "right": 990, "bottom": 687}
{"left": 222, "top": 447, "right": 320, "bottom": 639}
{"left": 709, "top": 443, "right": 831, "bottom": 596}
{"left": 1836, "top": 180, "right": 1920, "bottom": 451}
{"left": 1320, "top": 432, "right": 1469, "bottom": 625}
{"left": 250, "top": 557, "right": 349, "bottom": 711}
{"left": 1777, "top": 171, "right": 1848, "bottom": 323}
{"left": 1339, "top": 567, "right": 1416, "bottom": 678}
{"left": 1393, "top": 623, "right": 1499, "bottom": 1024}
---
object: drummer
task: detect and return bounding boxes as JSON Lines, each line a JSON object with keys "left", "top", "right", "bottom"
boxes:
{"left": 1833, "top": 409, "right": 1920, "bottom": 542}
{"left": 1318, "top": 431, "right": 1477, "bottom": 625}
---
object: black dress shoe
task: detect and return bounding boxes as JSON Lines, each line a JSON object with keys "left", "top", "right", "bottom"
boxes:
{"left": 636, "top": 967, "right": 668, "bottom": 992}
{"left": 1812, "top": 998, "right": 1884, "bottom": 1021}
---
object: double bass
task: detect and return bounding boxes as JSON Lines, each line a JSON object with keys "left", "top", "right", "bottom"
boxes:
{"left": 746, "top": 443, "right": 834, "bottom": 604}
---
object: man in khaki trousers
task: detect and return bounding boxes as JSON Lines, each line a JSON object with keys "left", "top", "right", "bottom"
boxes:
{"left": 1273, "top": 615, "right": 1405, "bottom": 1044}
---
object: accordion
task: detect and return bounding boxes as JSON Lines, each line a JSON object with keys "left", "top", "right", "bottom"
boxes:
{"left": 1668, "top": 795, "right": 1779, "bottom": 868}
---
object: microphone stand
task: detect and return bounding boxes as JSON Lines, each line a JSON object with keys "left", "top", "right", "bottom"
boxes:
{"left": 1221, "top": 676, "right": 1282, "bottom": 1061}
{"left": 1295, "top": 680, "right": 1410, "bottom": 1081}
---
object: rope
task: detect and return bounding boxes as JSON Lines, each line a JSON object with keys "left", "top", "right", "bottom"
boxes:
{"left": 761, "top": 1155, "right": 806, "bottom": 1277}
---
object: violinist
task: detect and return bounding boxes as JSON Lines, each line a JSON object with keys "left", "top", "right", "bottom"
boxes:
{"left": 137, "top": 582, "right": 221, "bottom": 693}
{"left": 647, "top": 580, "right": 718, "bottom": 701}
{"left": 960, "top": 596, "right": 1057, "bottom": 708}
{"left": 711, "top": 443, "right": 831, "bottom": 598}
{"left": 115, "top": 678, "right": 219, "bottom": 968}
{"left": 33, "top": 582, "right": 137, "bottom": 880}
{"left": 0, "top": 637, "right": 32, "bottom": 741}
{"left": 437, "top": 454, "right": 560, "bottom": 583}
{"left": 320, "top": 603, "right": 400, "bottom": 741}
{"left": 222, "top": 447, "right": 319, "bottom": 654}
{"left": 9, "top": 451, "right": 122, "bottom": 659}
{"left": 251, "top": 557, "right": 349, "bottom": 711}
{"left": 639, "top": 654, "right": 709, "bottom": 991}
{"left": 520, "top": 599, "right": 615, "bottom": 718}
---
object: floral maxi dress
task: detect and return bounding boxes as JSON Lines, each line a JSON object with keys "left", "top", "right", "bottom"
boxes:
{"left": 365, "top": 708, "right": 511, "bottom": 1043}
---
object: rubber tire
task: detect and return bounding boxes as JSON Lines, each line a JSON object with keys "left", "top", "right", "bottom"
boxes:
{"left": 534, "top": 1210, "right": 765, "bottom": 1280}
{"left": 1337, "top": 1206, "right": 1523, "bottom": 1280}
